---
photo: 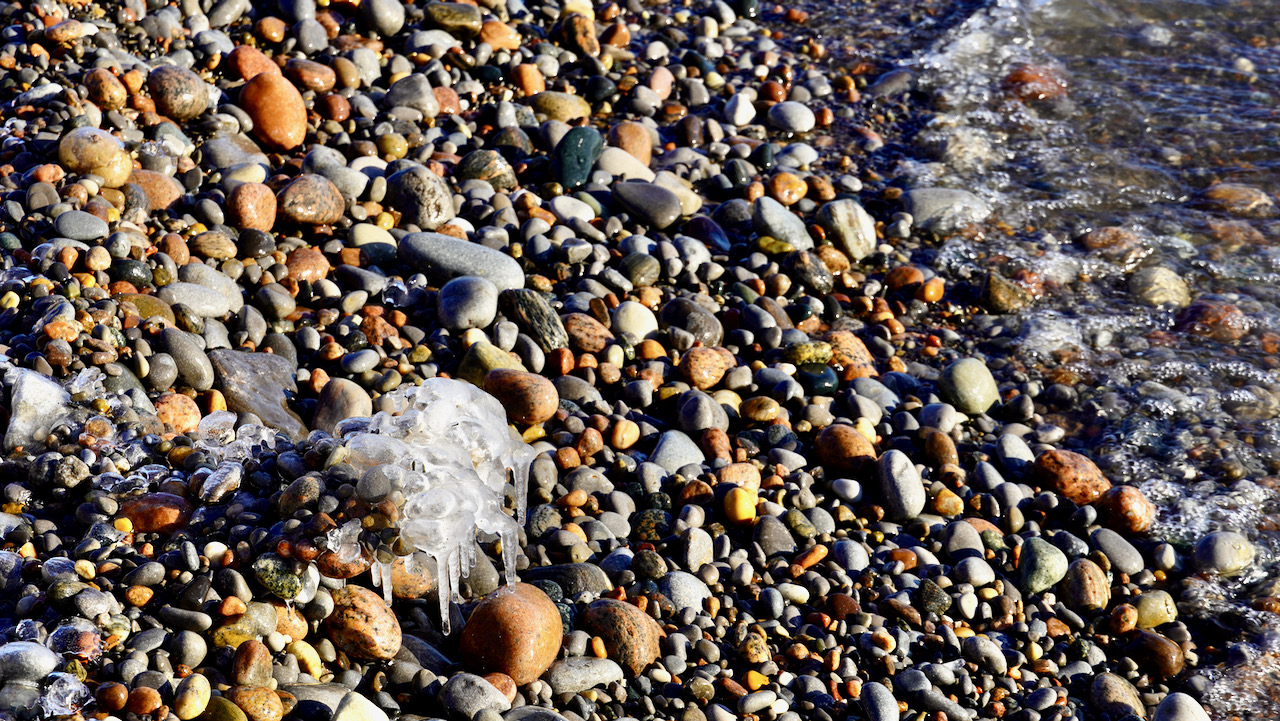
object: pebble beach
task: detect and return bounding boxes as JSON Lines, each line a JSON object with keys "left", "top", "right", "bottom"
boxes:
{"left": 0, "top": 0, "right": 1269, "bottom": 720}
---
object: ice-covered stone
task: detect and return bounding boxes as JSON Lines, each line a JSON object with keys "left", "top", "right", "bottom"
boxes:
{"left": 327, "top": 378, "right": 537, "bottom": 633}
{"left": 4, "top": 368, "right": 72, "bottom": 452}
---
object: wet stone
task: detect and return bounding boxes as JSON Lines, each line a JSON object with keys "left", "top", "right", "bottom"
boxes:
{"left": 400, "top": 233, "right": 523, "bottom": 291}
{"left": 240, "top": 73, "right": 307, "bottom": 151}
{"left": 277, "top": 174, "right": 345, "bottom": 225}
{"left": 387, "top": 166, "right": 457, "bottom": 230}
{"left": 148, "top": 65, "right": 209, "bottom": 121}
{"left": 582, "top": 598, "right": 663, "bottom": 676}
{"left": 613, "top": 182, "right": 683, "bottom": 229}
{"left": 326, "top": 586, "right": 402, "bottom": 661}
{"left": 54, "top": 210, "right": 109, "bottom": 241}
{"left": 459, "top": 583, "right": 562, "bottom": 685}
{"left": 209, "top": 350, "right": 307, "bottom": 438}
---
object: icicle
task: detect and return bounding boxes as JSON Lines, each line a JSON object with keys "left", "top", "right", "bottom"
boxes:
{"left": 513, "top": 460, "right": 529, "bottom": 524}
{"left": 448, "top": 548, "right": 462, "bottom": 601}
{"left": 379, "top": 561, "right": 393, "bottom": 605}
{"left": 501, "top": 526, "right": 517, "bottom": 586}
{"left": 436, "top": 549, "right": 453, "bottom": 635}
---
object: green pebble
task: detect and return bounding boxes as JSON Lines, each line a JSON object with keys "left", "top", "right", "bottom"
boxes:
{"left": 1135, "top": 590, "right": 1178, "bottom": 628}
{"left": 1019, "top": 537, "right": 1068, "bottom": 595}
{"left": 940, "top": 357, "right": 1000, "bottom": 414}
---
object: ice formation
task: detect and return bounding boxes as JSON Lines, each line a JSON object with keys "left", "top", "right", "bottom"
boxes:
{"left": 323, "top": 378, "right": 536, "bottom": 632}
{"left": 190, "top": 378, "right": 535, "bottom": 632}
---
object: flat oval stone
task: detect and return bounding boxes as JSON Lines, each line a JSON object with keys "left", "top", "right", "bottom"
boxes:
{"left": 158, "top": 282, "right": 232, "bottom": 319}
{"left": 120, "top": 493, "right": 193, "bottom": 533}
{"left": 163, "top": 327, "right": 216, "bottom": 391}
{"left": 939, "top": 357, "right": 999, "bottom": 414}
{"left": 398, "top": 232, "right": 523, "bottom": 291}
{"left": 129, "top": 169, "right": 185, "bottom": 210}
{"left": 85, "top": 67, "right": 127, "bottom": 110}
{"left": 875, "top": 449, "right": 925, "bottom": 522}
{"left": 117, "top": 293, "right": 176, "bottom": 324}
{"left": 437, "top": 276, "right": 499, "bottom": 330}
{"left": 228, "top": 182, "right": 277, "bottom": 231}
{"left": 613, "top": 181, "right": 682, "bottom": 229}
{"left": 54, "top": 210, "right": 109, "bottom": 240}
{"left": 174, "top": 673, "right": 211, "bottom": 720}
{"left": 484, "top": 369, "right": 558, "bottom": 424}
{"left": 1034, "top": 449, "right": 1112, "bottom": 506}
{"left": 553, "top": 126, "right": 604, "bottom": 189}
{"left": 311, "top": 379, "right": 373, "bottom": 434}
{"left": 529, "top": 91, "right": 591, "bottom": 122}
{"left": 659, "top": 297, "right": 723, "bottom": 346}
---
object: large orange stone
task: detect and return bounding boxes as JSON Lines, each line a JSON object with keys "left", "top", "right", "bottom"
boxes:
{"left": 239, "top": 73, "right": 307, "bottom": 151}
{"left": 814, "top": 424, "right": 875, "bottom": 476}
{"left": 459, "top": 583, "right": 563, "bottom": 685}
{"left": 1033, "top": 449, "right": 1112, "bottom": 505}
{"left": 120, "top": 493, "right": 193, "bottom": 534}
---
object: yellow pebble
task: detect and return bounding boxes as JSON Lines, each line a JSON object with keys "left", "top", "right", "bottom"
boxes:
{"left": 656, "top": 386, "right": 682, "bottom": 402}
{"left": 561, "top": 0, "right": 594, "bottom": 19}
{"left": 206, "top": 389, "right": 227, "bottom": 413}
{"left": 725, "top": 487, "right": 757, "bottom": 525}
{"left": 854, "top": 417, "right": 876, "bottom": 443}
{"left": 521, "top": 425, "right": 546, "bottom": 443}
{"left": 591, "top": 636, "right": 607, "bottom": 658}
{"left": 745, "top": 670, "right": 769, "bottom": 691}
{"left": 460, "top": 328, "right": 487, "bottom": 348}
{"left": 286, "top": 640, "right": 324, "bottom": 678}
{"left": 954, "top": 626, "right": 975, "bottom": 638}
{"left": 376, "top": 212, "right": 395, "bottom": 230}
{"left": 74, "top": 559, "right": 96, "bottom": 580}
{"left": 978, "top": 587, "right": 999, "bottom": 601}
{"left": 711, "top": 389, "right": 741, "bottom": 412}
{"left": 114, "top": 518, "right": 134, "bottom": 533}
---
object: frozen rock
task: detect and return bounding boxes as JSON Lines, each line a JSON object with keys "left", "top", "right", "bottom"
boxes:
{"left": 4, "top": 369, "right": 71, "bottom": 452}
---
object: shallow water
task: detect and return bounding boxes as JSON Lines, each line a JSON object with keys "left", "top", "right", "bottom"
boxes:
{"left": 824, "top": 0, "right": 1280, "bottom": 715}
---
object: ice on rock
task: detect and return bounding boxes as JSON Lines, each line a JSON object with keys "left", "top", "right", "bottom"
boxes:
{"left": 39, "top": 673, "right": 91, "bottom": 716}
{"left": 47, "top": 619, "right": 104, "bottom": 662}
{"left": 196, "top": 411, "right": 238, "bottom": 449}
{"left": 197, "top": 461, "right": 243, "bottom": 502}
{"left": 331, "top": 378, "right": 537, "bottom": 633}
{"left": 3, "top": 368, "right": 72, "bottom": 452}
